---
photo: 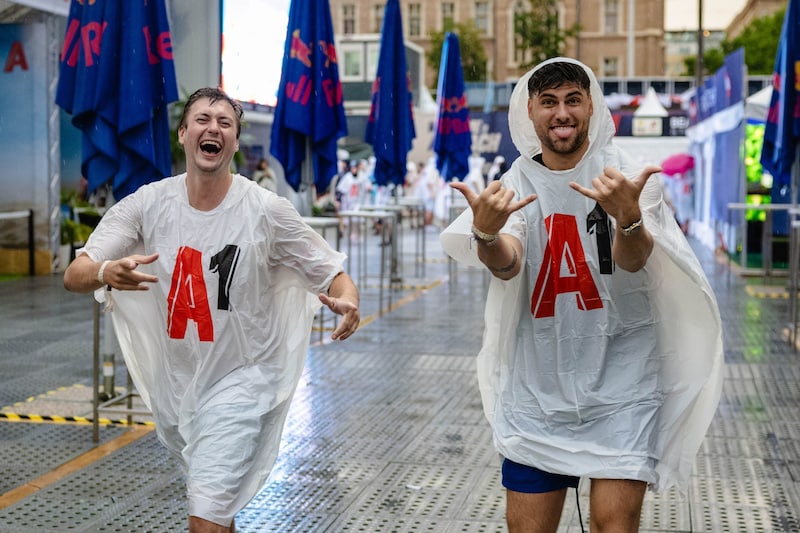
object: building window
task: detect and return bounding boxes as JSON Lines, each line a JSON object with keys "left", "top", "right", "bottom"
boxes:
{"left": 343, "top": 4, "right": 356, "bottom": 34}
{"left": 374, "top": 3, "right": 385, "bottom": 33}
{"left": 408, "top": 3, "right": 422, "bottom": 37}
{"left": 442, "top": 2, "right": 455, "bottom": 28}
{"left": 604, "top": 0, "right": 619, "bottom": 34}
{"left": 603, "top": 57, "right": 619, "bottom": 77}
{"left": 340, "top": 43, "right": 364, "bottom": 81}
{"left": 475, "top": 2, "right": 490, "bottom": 34}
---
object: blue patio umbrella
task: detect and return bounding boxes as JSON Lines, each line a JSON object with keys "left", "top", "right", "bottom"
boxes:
{"left": 270, "top": 0, "right": 347, "bottom": 193}
{"left": 760, "top": 0, "right": 800, "bottom": 192}
{"left": 56, "top": 0, "right": 178, "bottom": 200}
{"left": 364, "top": 0, "right": 416, "bottom": 187}
{"left": 433, "top": 32, "right": 471, "bottom": 181}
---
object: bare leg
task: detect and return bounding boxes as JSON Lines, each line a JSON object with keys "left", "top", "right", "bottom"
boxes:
{"left": 189, "top": 515, "right": 234, "bottom": 533}
{"left": 506, "top": 487, "right": 568, "bottom": 533}
{"left": 589, "top": 478, "right": 647, "bottom": 533}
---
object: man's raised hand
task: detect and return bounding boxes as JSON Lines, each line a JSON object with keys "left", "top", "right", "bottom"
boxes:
{"left": 103, "top": 253, "right": 159, "bottom": 291}
{"left": 450, "top": 180, "right": 536, "bottom": 235}
{"left": 568, "top": 165, "right": 661, "bottom": 226}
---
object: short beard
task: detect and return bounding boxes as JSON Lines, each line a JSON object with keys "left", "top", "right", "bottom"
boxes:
{"left": 540, "top": 127, "right": 589, "bottom": 156}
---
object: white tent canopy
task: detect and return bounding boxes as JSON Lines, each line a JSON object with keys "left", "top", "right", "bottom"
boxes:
{"left": 745, "top": 85, "right": 772, "bottom": 122}
{"left": 634, "top": 87, "right": 669, "bottom": 117}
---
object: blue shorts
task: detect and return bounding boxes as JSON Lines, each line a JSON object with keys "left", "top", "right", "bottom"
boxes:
{"left": 501, "top": 458, "right": 580, "bottom": 493}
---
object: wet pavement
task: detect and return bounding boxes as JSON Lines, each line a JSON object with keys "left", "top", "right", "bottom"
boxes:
{"left": 0, "top": 219, "right": 799, "bottom": 532}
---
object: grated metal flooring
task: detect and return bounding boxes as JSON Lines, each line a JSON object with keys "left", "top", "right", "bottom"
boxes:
{"left": 1, "top": 223, "right": 800, "bottom": 532}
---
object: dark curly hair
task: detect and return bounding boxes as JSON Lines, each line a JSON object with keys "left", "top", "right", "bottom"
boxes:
{"left": 528, "top": 62, "right": 591, "bottom": 98}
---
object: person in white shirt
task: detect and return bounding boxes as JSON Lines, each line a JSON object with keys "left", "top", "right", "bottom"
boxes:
{"left": 441, "top": 58, "right": 722, "bottom": 533}
{"left": 64, "top": 87, "right": 360, "bottom": 533}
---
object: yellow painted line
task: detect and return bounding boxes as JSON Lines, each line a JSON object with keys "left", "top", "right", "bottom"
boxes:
{"left": 744, "top": 285, "right": 789, "bottom": 299}
{"left": 0, "top": 412, "right": 154, "bottom": 427}
{"left": 0, "top": 426, "right": 153, "bottom": 510}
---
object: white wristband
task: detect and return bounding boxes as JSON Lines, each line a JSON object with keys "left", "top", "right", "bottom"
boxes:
{"left": 97, "top": 260, "right": 111, "bottom": 285}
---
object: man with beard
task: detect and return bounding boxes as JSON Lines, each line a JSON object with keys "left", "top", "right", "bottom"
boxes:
{"left": 441, "top": 59, "right": 722, "bottom": 532}
{"left": 64, "top": 87, "right": 360, "bottom": 532}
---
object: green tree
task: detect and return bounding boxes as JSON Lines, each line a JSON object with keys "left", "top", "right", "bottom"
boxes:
{"left": 513, "top": 0, "right": 580, "bottom": 70}
{"left": 722, "top": 8, "right": 784, "bottom": 74}
{"left": 684, "top": 8, "right": 784, "bottom": 76}
{"left": 683, "top": 48, "right": 725, "bottom": 77}
{"left": 427, "top": 20, "right": 488, "bottom": 83}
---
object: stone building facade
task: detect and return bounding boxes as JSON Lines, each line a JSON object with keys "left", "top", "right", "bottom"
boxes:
{"left": 326, "top": 0, "right": 666, "bottom": 87}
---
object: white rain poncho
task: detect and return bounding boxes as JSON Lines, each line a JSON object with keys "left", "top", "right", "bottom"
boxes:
{"left": 440, "top": 58, "right": 723, "bottom": 492}
{"left": 80, "top": 174, "right": 345, "bottom": 524}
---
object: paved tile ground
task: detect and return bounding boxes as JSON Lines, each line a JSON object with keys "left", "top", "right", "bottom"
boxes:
{"left": 0, "top": 220, "right": 799, "bottom": 532}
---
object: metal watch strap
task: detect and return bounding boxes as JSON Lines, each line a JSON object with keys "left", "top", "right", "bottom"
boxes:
{"left": 620, "top": 218, "right": 643, "bottom": 236}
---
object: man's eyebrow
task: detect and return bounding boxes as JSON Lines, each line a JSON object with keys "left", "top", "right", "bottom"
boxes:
{"left": 537, "top": 88, "right": 585, "bottom": 99}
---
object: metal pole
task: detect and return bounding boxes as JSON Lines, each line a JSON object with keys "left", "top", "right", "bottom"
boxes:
{"left": 27, "top": 209, "right": 34, "bottom": 275}
{"left": 576, "top": 0, "right": 582, "bottom": 62}
{"left": 696, "top": 0, "right": 704, "bottom": 90}
{"left": 627, "top": 0, "right": 634, "bottom": 77}
{"left": 92, "top": 299, "right": 100, "bottom": 442}
{"left": 303, "top": 138, "right": 314, "bottom": 217}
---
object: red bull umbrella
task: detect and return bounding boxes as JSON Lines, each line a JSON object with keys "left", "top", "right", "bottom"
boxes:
{"left": 270, "top": 0, "right": 347, "bottom": 193}
{"left": 55, "top": 0, "right": 178, "bottom": 200}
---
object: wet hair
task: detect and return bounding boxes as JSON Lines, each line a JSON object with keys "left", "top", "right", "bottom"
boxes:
{"left": 528, "top": 62, "right": 591, "bottom": 98}
{"left": 179, "top": 87, "right": 244, "bottom": 138}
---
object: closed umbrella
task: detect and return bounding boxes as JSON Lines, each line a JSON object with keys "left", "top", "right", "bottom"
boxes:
{"left": 56, "top": 0, "right": 178, "bottom": 200}
{"left": 364, "top": 0, "right": 416, "bottom": 187}
{"left": 270, "top": 0, "right": 347, "bottom": 194}
{"left": 433, "top": 32, "right": 471, "bottom": 181}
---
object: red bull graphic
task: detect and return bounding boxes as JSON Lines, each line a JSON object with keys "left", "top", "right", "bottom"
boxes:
{"left": 284, "top": 29, "right": 342, "bottom": 108}
{"left": 60, "top": 4, "right": 172, "bottom": 69}
{"left": 437, "top": 95, "right": 470, "bottom": 134}
{"left": 289, "top": 29, "right": 312, "bottom": 67}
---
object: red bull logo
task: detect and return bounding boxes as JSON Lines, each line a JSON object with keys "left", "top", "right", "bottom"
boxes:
{"left": 438, "top": 94, "right": 469, "bottom": 134}
{"left": 442, "top": 95, "right": 468, "bottom": 114}
{"left": 60, "top": 19, "right": 107, "bottom": 67}
{"left": 284, "top": 28, "right": 343, "bottom": 108}
{"left": 60, "top": 17, "right": 172, "bottom": 68}
{"left": 290, "top": 29, "right": 312, "bottom": 68}
{"left": 319, "top": 40, "right": 338, "bottom": 68}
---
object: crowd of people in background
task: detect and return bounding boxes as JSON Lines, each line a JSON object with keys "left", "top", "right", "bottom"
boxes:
{"left": 250, "top": 151, "right": 511, "bottom": 229}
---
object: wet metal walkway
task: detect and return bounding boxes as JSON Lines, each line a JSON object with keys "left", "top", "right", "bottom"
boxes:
{"left": 1, "top": 222, "right": 800, "bottom": 532}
